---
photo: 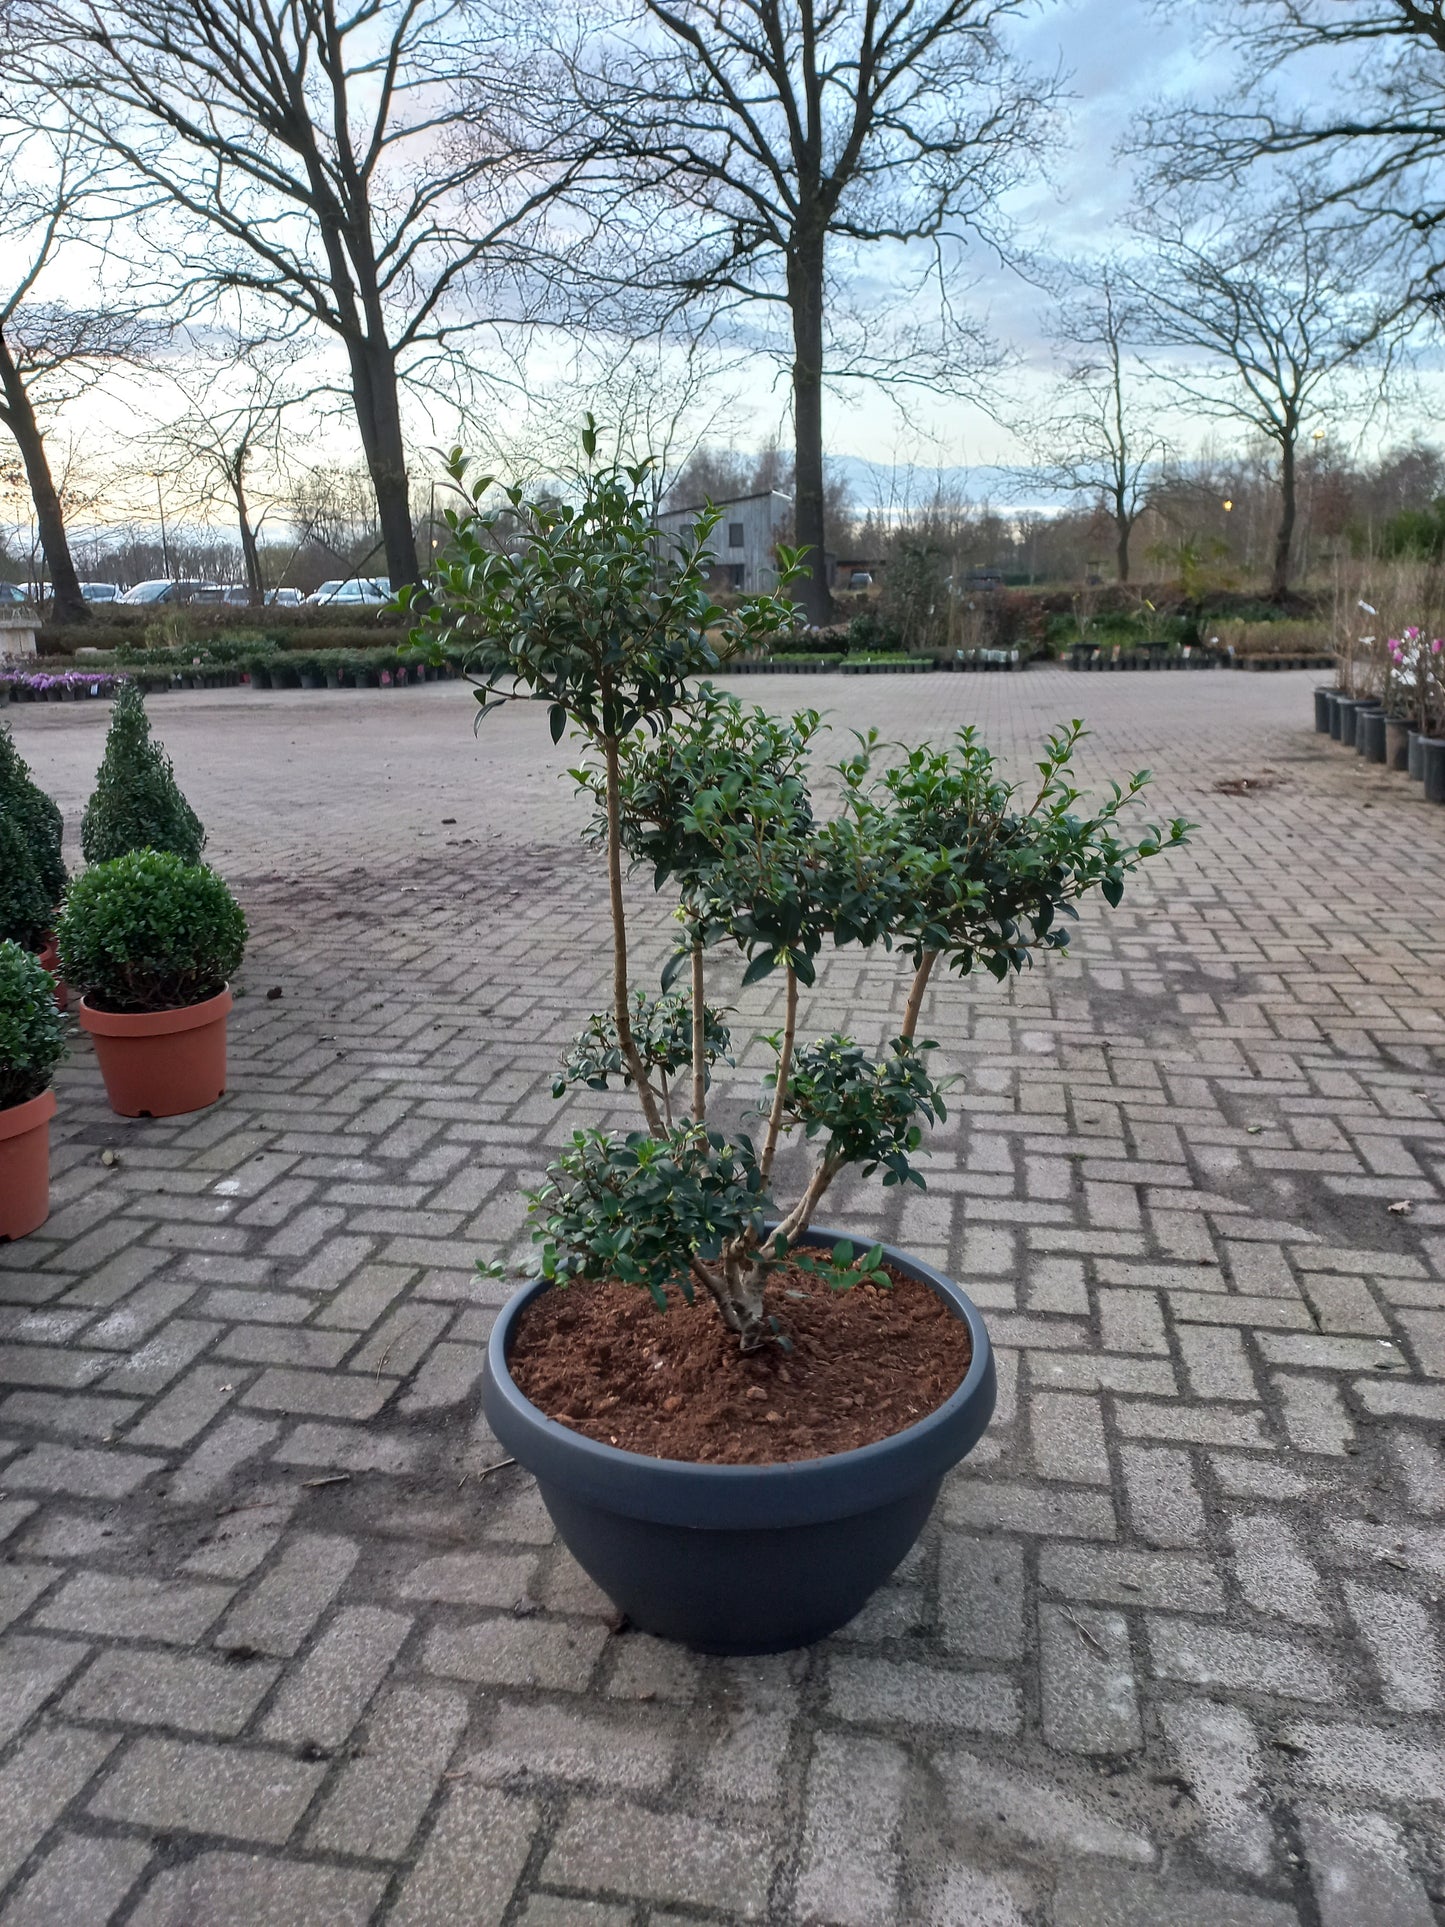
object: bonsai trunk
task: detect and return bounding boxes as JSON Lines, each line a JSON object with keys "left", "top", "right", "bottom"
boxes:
{"left": 788, "top": 232, "right": 830, "bottom": 628}
{"left": 0, "top": 331, "right": 88, "bottom": 625}
{"left": 602, "top": 733, "right": 664, "bottom": 1134}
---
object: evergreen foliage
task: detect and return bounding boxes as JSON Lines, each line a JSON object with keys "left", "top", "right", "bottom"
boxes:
{"left": 0, "top": 807, "right": 55, "bottom": 951}
{"left": 0, "top": 939, "right": 66, "bottom": 1110}
{"left": 55, "top": 850, "right": 246, "bottom": 1014}
{"left": 81, "top": 681, "right": 206, "bottom": 865}
{"left": 0, "top": 724, "right": 65, "bottom": 909}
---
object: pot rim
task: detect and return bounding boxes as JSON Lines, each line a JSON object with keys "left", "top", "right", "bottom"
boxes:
{"left": 77, "top": 984, "right": 233, "bottom": 1038}
{"left": 0, "top": 1086, "right": 56, "bottom": 1142}
{"left": 482, "top": 1224, "right": 996, "bottom": 1531}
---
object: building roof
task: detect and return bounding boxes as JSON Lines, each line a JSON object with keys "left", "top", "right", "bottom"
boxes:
{"left": 655, "top": 489, "right": 792, "bottom": 521}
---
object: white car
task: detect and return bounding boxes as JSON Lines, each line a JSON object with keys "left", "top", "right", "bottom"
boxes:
{"left": 80, "top": 582, "right": 120, "bottom": 602}
{"left": 305, "top": 578, "right": 390, "bottom": 606}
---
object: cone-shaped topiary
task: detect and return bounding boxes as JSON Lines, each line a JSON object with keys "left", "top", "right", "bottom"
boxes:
{"left": 55, "top": 849, "right": 245, "bottom": 1014}
{"left": 81, "top": 681, "right": 205, "bottom": 865}
{"left": 0, "top": 806, "right": 55, "bottom": 951}
{"left": 0, "top": 723, "right": 65, "bottom": 910}
{"left": 0, "top": 939, "right": 66, "bottom": 1110}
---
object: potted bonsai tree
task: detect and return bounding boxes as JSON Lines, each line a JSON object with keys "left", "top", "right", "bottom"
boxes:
{"left": 81, "top": 680, "right": 206, "bottom": 865}
{"left": 406, "top": 425, "right": 1188, "bottom": 1651}
{"left": 0, "top": 939, "right": 66, "bottom": 1239}
{"left": 55, "top": 849, "right": 247, "bottom": 1118}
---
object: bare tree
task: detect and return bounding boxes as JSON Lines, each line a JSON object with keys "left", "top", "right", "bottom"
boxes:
{"left": 1131, "top": 2, "right": 1445, "bottom": 306}
{"left": 1127, "top": 192, "right": 1408, "bottom": 597}
{"left": 1027, "top": 266, "right": 1169, "bottom": 584}
{"left": 144, "top": 336, "right": 309, "bottom": 601}
{"left": 546, "top": 0, "right": 1059, "bottom": 624}
{"left": 15, "top": 0, "right": 582, "bottom": 590}
{"left": 0, "top": 120, "right": 157, "bottom": 622}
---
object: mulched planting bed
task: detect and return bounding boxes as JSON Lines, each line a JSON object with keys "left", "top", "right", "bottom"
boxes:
{"left": 507, "top": 1249, "right": 973, "bottom": 1465}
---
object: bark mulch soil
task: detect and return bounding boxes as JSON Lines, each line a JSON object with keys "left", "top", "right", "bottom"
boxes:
{"left": 507, "top": 1251, "right": 973, "bottom": 1465}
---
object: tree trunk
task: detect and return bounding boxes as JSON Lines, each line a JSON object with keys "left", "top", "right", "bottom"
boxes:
{"left": 1271, "top": 434, "right": 1297, "bottom": 600}
{"left": 234, "top": 472, "right": 264, "bottom": 604}
{"left": 345, "top": 334, "right": 421, "bottom": 590}
{"left": 787, "top": 234, "right": 830, "bottom": 628}
{"left": 0, "top": 330, "right": 88, "bottom": 625}
{"left": 1114, "top": 500, "right": 1131, "bottom": 584}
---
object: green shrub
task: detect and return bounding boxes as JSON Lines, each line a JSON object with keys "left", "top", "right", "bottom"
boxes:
{"left": 81, "top": 681, "right": 206, "bottom": 865}
{"left": 0, "top": 939, "right": 66, "bottom": 1110}
{"left": 0, "top": 807, "right": 55, "bottom": 950}
{"left": 56, "top": 850, "right": 246, "bottom": 1014}
{"left": 0, "top": 723, "right": 65, "bottom": 909}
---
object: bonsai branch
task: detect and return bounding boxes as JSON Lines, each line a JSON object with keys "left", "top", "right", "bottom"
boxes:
{"left": 901, "top": 948, "right": 939, "bottom": 1041}
{"left": 759, "top": 963, "right": 798, "bottom": 1185}
{"left": 603, "top": 733, "right": 665, "bottom": 1135}
{"left": 691, "top": 936, "right": 705, "bottom": 1123}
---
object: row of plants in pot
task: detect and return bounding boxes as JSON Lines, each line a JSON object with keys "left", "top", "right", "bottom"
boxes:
{"left": 244, "top": 646, "right": 465, "bottom": 688}
{"left": 0, "top": 669, "right": 125, "bottom": 703}
{"left": 1315, "top": 629, "right": 1445, "bottom": 804}
{"left": 1, "top": 689, "right": 247, "bottom": 1239}
{"left": 394, "top": 426, "right": 1190, "bottom": 1653}
{"left": 1067, "top": 640, "right": 1222, "bottom": 670}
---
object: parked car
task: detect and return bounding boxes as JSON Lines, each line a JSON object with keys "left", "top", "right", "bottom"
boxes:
{"left": 80, "top": 582, "right": 121, "bottom": 602}
{"left": 846, "top": 570, "right": 874, "bottom": 590}
{"left": 268, "top": 587, "right": 303, "bottom": 606}
{"left": 116, "top": 580, "right": 213, "bottom": 606}
{"left": 304, "top": 578, "right": 390, "bottom": 606}
{"left": 0, "top": 583, "right": 32, "bottom": 607}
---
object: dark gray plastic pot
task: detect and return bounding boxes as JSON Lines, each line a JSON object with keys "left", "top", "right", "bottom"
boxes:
{"left": 1408, "top": 730, "right": 1425, "bottom": 780}
{"left": 1422, "top": 738, "right": 1445, "bottom": 804}
{"left": 1359, "top": 708, "right": 1387, "bottom": 764}
{"left": 1338, "top": 698, "right": 1363, "bottom": 748}
{"left": 1313, "top": 687, "right": 1334, "bottom": 733}
{"left": 1326, "top": 691, "right": 1344, "bottom": 740}
{"left": 482, "top": 1229, "right": 996, "bottom": 1653}
{"left": 1384, "top": 717, "right": 1411, "bottom": 771}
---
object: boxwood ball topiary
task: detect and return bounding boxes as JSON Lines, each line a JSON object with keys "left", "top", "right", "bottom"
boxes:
{"left": 0, "top": 723, "right": 66, "bottom": 909}
{"left": 0, "top": 806, "right": 56, "bottom": 952}
{"left": 81, "top": 681, "right": 206, "bottom": 866}
{"left": 55, "top": 850, "right": 246, "bottom": 1015}
{"left": 0, "top": 938, "right": 66, "bottom": 1110}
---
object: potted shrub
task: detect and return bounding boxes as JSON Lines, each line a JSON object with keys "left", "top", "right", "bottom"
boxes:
{"left": 56, "top": 850, "right": 247, "bottom": 1118}
{"left": 1, "top": 725, "right": 67, "bottom": 1004}
{"left": 0, "top": 940, "right": 65, "bottom": 1239}
{"left": 82, "top": 682, "right": 206, "bottom": 865}
{"left": 406, "top": 430, "right": 1189, "bottom": 1652}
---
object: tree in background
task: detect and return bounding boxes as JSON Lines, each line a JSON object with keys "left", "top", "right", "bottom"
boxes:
{"left": 1027, "top": 266, "right": 1169, "bottom": 584}
{"left": 1127, "top": 189, "right": 1408, "bottom": 597}
{"left": 17, "top": 0, "right": 581, "bottom": 591}
{"left": 548, "top": 0, "right": 1058, "bottom": 624}
{"left": 0, "top": 118, "right": 157, "bottom": 622}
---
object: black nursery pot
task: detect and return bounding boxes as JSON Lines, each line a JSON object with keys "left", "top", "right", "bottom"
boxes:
{"left": 1313, "top": 687, "right": 1333, "bottom": 733}
{"left": 482, "top": 1229, "right": 996, "bottom": 1654}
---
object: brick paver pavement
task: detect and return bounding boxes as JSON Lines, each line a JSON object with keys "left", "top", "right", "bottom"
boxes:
{"left": 2, "top": 666, "right": 1443, "bottom": 1926}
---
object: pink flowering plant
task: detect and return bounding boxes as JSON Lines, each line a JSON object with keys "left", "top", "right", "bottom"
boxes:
{"left": 1384, "top": 627, "right": 1445, "bottom": 733}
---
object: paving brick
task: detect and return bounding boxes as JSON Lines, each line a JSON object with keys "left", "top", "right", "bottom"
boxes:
{"left": 261, "top": 1604, "right": 412, "bottom": 1750}
{"left": 1298, "top": 1803, "right": 1436, "bottom": 1927}
{"left": 1342, "top": 1580, "right": 1443, "bottom": 1711}
{"left": 1051, "top": 1866, "right": 1298, "bottom": 1927}
{"left": 216, "top": 1532, "right": 357, "bottom": 1657}
{"left": 36, "top": 1572, "right": 232, "bottom": 1644}
{"left": 0, "top": 1725, "right": 119, "bottom": 1887}
{"left": 545, "top": 1796, "right": 775, "bottom": 1919}
{"left": 125, "top": 1851, "right": 385, "bottom": 1927}
{"left": 396, "top": 1549, "right": 536, "bottom": 1608}
{"left": 306, "top": 1682, "right": 467, "bottom": 1858}
{"left": 242, "top": 1366, "right": 397, "bottom": 1419}
{"left": 0, "top": 1830, "right": 151, "bottom": 1927}
{"left": 796, "top": 1730, "right": 906, "bottom": 1926}
{"left": 126, "top": 1365, "right": 238, "bottom": 1448}
{"left": 1279, "top": 1719, "right": 1445, "bottom": 1800}
{"left": 1031, "top": 1391, "right": 1112, "bottom": 1485}
{"left": 1039, "top": 1545, "right": 1225, "bottom": 1613}
{"left": 1176, "top": 1324, "right": 1259, "bottom": 1400}
{"left": 420, "top": 1614, "right": 607, "bottom": 1691}
{"left": 1147, "top": 1618, "right": 1340, "bottom": 1701}
{"left": 1274, "top": 1372, "right": 1354, "bottom": 1454}
{"left": 61, "top": 1647, "right": 280, "bottom": 1735}
{"left": 938, "top": 1534, "right": 1026, "bottom": 1659}
{"left": 942, "top": 1479, "right": 1116, "bottom": 1540}
{"left": 1119, "top": 1445, "right": 1206, "bottom": 1547}
{"left": 389, "top": 1784, "right": 538, "bottom": 1926}
{"left": 163, "top": 1412, "right": 280, "bottom": 1504}
{"left": 1, "top": 1443, "right": 163, "bottom": 1500}
{"left": 89, "top": 1736, "right": 325, "bottom": 1843}
{"left": 826, "top": 1656, "right": 1020, "bottom": 1734}
{"left": 469, "top": 1697, "right": 682, "bottom": 1790}
{"left": 936, "top": 1746, "right": 1154, "bottom": 1865}
{"left": 1039, "top": 1605, "right": 1140, "bottom": 1755}
{"left": 1159, "top": 1699, "right": 1274, "bottom": 1877}
{"left": 0, "top": 1634, "right": 91, "bottom": 1746}
{"left": 1228, "top": 1514, "right": 1330, "bottom": 1626}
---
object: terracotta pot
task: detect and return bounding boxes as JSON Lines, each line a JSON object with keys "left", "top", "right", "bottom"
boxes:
{"left": 0, "top": 1088, "right": 55, "bottom": 1240}
{"left": 37, "top": 939, "right": 69, "bottom": 1014}
{"left": 78, "top": 986, "right": 233, "bottom": 1118}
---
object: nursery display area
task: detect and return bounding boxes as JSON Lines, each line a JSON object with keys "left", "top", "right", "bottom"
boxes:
{"left": 0, "top": 642, "right": 1443, "bottom": 1920}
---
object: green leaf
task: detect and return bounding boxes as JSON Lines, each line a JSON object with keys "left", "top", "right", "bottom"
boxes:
{"left": 549, "top": 704, "right": 566, "bottom": 744}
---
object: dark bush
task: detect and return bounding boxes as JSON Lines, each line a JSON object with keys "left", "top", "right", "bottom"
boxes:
{"left": 0, "top": 808, "right": 55, "bottom": 950}
{"left": 55, "top": 849, "right": 246, "bottom": 1014}
{"left": 81, "top": 681, "right": 206, "bottom": 865}
{"left": 0, "top": 938, "right": 66, "bottom": 1109}
{"left": 0, "top": 723, "right": 65, "bottom": 908}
